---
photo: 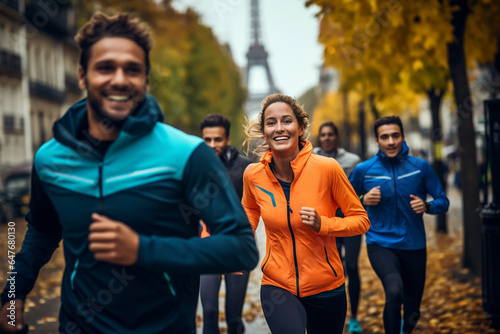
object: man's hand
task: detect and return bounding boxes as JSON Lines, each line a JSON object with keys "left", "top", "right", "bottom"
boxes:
{"left": 88, "top": 213, "right": 139, "bottom": 265}
{"left": 0, "top": 299, "right": 26, "bottom": 333}
{"left": 300, "top": 207, "right": 321, "bottom": 233}
{"left": 363, "top": 186, "right": 381, "bottom": 206}
{"left": 410, "top": 194, "right": 426, "bottom": 214}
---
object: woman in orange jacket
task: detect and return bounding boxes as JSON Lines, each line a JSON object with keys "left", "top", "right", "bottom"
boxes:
{"left": 242, "top": 94, "right": 370, "bottom": 334}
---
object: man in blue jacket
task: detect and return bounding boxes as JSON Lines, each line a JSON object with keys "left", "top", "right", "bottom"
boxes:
{"left": 349, "top": 115, "right": 449, "bottom": 334}
{"left": 0, "top": 12, "right": 258, "bottom": 334}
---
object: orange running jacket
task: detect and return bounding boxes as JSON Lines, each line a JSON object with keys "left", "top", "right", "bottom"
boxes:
{"left": 242, "top": 141, "right": 370, "bottom": 297}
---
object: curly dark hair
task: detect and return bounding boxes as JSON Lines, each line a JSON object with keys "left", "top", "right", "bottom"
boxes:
{"left": 75, "top": 12, "right": 153, "bottom": 75}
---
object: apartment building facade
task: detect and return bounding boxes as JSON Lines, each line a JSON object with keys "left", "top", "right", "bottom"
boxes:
{"left": 0, "top": 0, "right": 82, "bottom": 179}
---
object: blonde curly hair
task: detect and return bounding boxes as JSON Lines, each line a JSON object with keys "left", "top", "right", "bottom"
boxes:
{"left": 243, "top": 94, "right": 310, "bottom": 156}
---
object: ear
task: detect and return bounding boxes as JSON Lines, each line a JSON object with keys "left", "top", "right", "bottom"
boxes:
{"left": 227, "top": 136, "right": 232, "bottom": 145}
{"left": 299, "top": 126, "right": 305, "bottom": 138}
{"left": 78, "top": 66, "right": 86, "bottom": 90}
{"left": 375, "top": 136, "right": 380, "bottom": 146}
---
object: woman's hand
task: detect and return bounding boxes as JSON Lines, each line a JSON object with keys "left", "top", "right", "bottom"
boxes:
{"left": 299, "top": 207, "right": 321, "bottom": 233}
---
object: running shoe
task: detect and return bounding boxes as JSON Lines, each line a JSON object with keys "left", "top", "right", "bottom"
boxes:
{"left": 348, "top": 318, "right": 362, "bottom": 333}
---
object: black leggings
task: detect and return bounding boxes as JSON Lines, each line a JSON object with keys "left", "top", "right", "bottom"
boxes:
{"left": 200, "top": 271, "right": 250, "bottom": 334}
{"left": 336, "top": 235, "right": 361, "bottom": 318}
{"left": 260, "top": 285, "right": 347, "bottom": 334}
{"left": 367, "top": 244, "right": 427, "bottom": 334}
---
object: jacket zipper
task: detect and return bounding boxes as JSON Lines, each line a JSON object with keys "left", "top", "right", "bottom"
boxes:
{"left": 324, "top": 247, "right": 338, "bottom": 277}
{"left": 270, "top": 162, "right": 300, "bottom": 296}
{"left": 98, "top": 163, "right": 103, "bottom": 213}
{"left": 287, "top": 199, "right": 300, "bottom": 297}
{"left": 391, "top": 161, "right": 398, "bottom": 221}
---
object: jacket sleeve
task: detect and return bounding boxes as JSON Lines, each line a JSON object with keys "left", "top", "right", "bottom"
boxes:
{"left": 319, "top": 160, "right": 370, "bottom": 237}
{"left": 241, "top": 164, "right": 261, "bottom": 233}
{"left": 1, "top": 167, "right": 62, "bottom": 305}
{"left": 136, "top": 144, "right": 258, "bottom": 275}
{"left": 423, "top": 160, "right": 450, "bottom": 214}
{"left": 348, "top": 164, "right": 365, "bottom": 196}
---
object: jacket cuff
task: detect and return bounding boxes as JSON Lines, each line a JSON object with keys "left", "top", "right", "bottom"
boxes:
{"left": 136, "top": 234, "right": 152, "bottom": 268}
{"left": 318, "top": 216, "right": 330, "bottom": 236}
{"left": 427, "top": 201, "right": 434, "bottom": 214}
{"left": 1, "top": 288, "right": 26, "bottom": 306}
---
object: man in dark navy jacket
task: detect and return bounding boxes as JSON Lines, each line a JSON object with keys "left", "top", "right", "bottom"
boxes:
{"left": 199, "top": 114, "right": 252, "bottom": 334}
{"left": 0, "top": 12, "right": 258, "bottom": 334}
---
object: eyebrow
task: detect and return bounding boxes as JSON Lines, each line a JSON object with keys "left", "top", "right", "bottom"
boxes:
{"left": 265, "top": 115, "right": 293, "bottom": 121}
{"left": 94, "top": 59, "right": 144, "bottom": 67}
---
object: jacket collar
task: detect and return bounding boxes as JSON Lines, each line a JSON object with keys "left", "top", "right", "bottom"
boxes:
{"left": 376, "top": 141, "right": 409, "bottom": 164}
{"left": 53, "top": 94, "right": 164, "bottom": 159}
{"left": 220, "top": 145, "right": 239, "bottom": 165}
{"left": 261, "top": 141, "right": 313, "bottom": 182}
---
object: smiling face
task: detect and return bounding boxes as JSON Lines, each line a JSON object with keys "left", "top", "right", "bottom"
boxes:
{"left": 376, "top": 123, "right": 404, "bottom": 158}
{"left": 263, "top": 102, "right": 304, "bottom": 158}
{"left": 318, "top": 125, "right": 338, "bottom": 152}
{"left": 78, "top": 37, "right": 148, "bottom": 129}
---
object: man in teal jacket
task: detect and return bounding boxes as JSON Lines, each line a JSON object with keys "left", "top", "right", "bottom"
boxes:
{"left": 0, "top": 12, "right": 258, "bottom": 334}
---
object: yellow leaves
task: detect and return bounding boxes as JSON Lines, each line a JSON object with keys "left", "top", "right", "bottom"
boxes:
{"left": 308, "top": 0, "right": 482, "bottom": 115}
{"left": 368, "top": 0, "right": 378, "bottom": 12}
{"left": 389, "top": 12, "right": 405, "bottom": 28}
{"left": 413, "top": 59, "right": 425, "bottom": 71}
{"left": 36, "top": 317, "right": 58, "bottom": 324}
{"left": 465, "top": 1, "right": 500, "bottom": 65}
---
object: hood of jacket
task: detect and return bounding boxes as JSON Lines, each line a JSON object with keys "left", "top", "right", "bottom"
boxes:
{"left": 52, "top": 94, "right": 164, "bottom": 160}
{"left": 260, "top": 141, "right": 312, "bottom": 181}
{"left": 376, "top": 141, "right": 409, "bottom": 165}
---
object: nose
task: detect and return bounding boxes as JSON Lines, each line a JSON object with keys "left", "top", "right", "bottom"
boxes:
{"left": 276, "top": 121, "right": 284, "bottom": 132}
{"left": 111, "top": 68, "right": 127, "bottom": 86}
{"left": 208, "top": 140, "right": 216, "bottom": 148}
{"left": 388, "top": 136, "right": 394, "bottom": 144}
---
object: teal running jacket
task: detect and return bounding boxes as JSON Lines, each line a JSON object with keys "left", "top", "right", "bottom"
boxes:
{"left": 1, "top": 95, "right": 258, "bottom": 333}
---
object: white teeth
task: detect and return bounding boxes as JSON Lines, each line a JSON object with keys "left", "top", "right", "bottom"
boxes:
{"left": 107, "top": 95, "right": 129, "bottom": 102}
{"left": 274, "top": 137, "right": 289, "bottom": 141}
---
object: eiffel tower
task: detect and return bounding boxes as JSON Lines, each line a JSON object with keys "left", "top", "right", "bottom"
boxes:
{"left": 245, "top": 0, "right": 279, "bottom": 118}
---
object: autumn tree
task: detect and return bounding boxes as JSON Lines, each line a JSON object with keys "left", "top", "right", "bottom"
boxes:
{"left": 307, "top": 0, "right": 500, "bottom": 273}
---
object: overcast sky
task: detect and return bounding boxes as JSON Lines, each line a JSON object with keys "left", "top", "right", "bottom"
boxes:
{"left": 172, "top": 0, "right": 324, "bottom": 98}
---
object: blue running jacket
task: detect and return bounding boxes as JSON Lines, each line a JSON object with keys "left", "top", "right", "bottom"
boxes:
{"left": 349, "top": 142, "right": 449, "bottom": 250}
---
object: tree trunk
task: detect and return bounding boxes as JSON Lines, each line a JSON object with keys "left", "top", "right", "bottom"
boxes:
{"left": 358, "top": 101, "right": 367, "bottom": 160}
{"left": 493, "top": 37, "right": 500, "bottom": 98}
{"left": 343, "top": 90, "right": 352, "bottom": 151}
{"left": 427, "top": 88, "right": 448, "bottom": 233}
{"left": 447, "top": 0, "right": 481, "bottom": 274}
{"left": 369, "top": 94, "right": 380, "bottom": 120}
